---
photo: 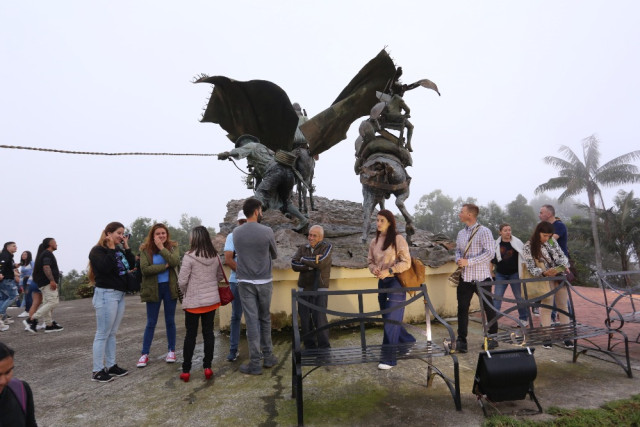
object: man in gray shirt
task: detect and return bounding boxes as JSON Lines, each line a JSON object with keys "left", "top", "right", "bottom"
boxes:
{"left": 233, "top": 198, "right": 278, "bottom": 375}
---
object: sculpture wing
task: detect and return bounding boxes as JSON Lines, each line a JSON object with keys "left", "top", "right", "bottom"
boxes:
{"left": 194, "top": 76, "right": 298, "bottom": 152}
{"left": 405, "top": 78, "right": 441, "bottom": 96}
{"left": 301, "top": 49, "right": 397, "bottom": 156}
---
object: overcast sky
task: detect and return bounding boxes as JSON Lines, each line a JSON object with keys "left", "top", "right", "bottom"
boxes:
{"left": 2, "top": 1, "right": 639, "bottom": 273}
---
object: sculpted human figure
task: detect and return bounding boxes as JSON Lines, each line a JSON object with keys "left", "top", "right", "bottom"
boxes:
{"left": 377, "top": 86, "right": 414, "bottom": 152}
{"left": 218, "top": 135, "right": 309, "bottom": 232}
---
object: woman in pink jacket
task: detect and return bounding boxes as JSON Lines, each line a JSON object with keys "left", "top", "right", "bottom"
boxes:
{"left": 177, "top": 226, "right": 225, "bottom": 382}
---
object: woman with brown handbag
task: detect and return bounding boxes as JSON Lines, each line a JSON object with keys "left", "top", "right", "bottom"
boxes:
{"left": 522, "top": 221, "right": 571, "bottom": 349}
{"left": 367, "top": 209, "right": 415, "bottom": 370}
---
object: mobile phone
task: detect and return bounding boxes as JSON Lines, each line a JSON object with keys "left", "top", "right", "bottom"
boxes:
{"left": 125, "top": 233, "right": 132, "bottom": 239}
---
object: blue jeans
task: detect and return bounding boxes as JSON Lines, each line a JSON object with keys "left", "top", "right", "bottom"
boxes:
{"left": 142, "top": 282, "right": 177, "bottom": 354}
{"left": 378, "top": 277, "right": 416, "bottom": 366}
{"left": 0, "top": 279, "right": 19, "bottom": 316}
{"left": 494, "top": 272, "right": 528, "bottom": 321}
{"left": 229, "top": 281, "right": 244, "bottom": 354}
{"left": 92, "top": 287, "right": 126, "bottom": 372}
{"left": 237, "top": 281, "right": 274, "bottom": 367}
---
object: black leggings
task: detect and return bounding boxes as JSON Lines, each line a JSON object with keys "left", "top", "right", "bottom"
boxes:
{"left": 182, "top": 309, "right": 216, "bottom": 373}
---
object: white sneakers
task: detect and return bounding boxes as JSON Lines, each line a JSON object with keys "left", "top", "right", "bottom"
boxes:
{"left": 137, "top": 354, "right": 149, "bottom": 368}
{"left": 377, "top": 363, "right": 393, "bottom": 370}
{"left": 0, "top": 320, "right": 9, "bottom": 332}
{"left": 165, "top": 351, "right": 176, "bottom": 363}
{"left": 18, "top": 311, "right": 29, "bottom": 318}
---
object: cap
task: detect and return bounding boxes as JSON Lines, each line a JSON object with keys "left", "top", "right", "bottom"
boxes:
{"left": 237, "top": 210, "right": 247, "bottom": 221}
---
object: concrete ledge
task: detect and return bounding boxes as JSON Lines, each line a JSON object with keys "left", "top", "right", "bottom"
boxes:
{"left": 216, "top": 262, "right": 478, "bottom": 329}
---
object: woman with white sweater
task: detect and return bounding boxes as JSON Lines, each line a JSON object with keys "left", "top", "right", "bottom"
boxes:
{"left": 177, "top": 226, "right": 225, "bottom": 382}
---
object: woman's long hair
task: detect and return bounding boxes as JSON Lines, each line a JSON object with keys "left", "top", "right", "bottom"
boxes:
{"left": 20, "top": 251, "right": 32, "bottom": 267}
{"left": 375, "top": 209, "right": 398, "bottom": 251}
{"left": 188, "top": 226, "right": 218, "bottom": 258}
{"left": 88, "top": 221, "right": 124, "bottom": 284}
{"left": 140, "top": 223, "right": 177, "bottom": 259}
{"left": 529, "top": 221, "right": 555, "bottom": 261}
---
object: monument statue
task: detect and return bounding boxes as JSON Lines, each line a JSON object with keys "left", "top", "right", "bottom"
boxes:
{"left": 194, "top": 76, "right": 314, "bottom": 232}
{"left": 299, "top": 49, "right": 440, "bottom": 244}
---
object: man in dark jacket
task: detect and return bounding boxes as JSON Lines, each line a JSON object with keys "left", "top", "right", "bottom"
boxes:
{"left": 291, "top": 225, "right": 332, "bottom": 349}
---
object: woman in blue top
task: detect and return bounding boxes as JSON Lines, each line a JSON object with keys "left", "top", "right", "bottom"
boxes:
{"left": 137, "top": 223, "right": 181, "bottom": 368}
{"left": 18, "top": 251, "right": 33, "bottom": 317}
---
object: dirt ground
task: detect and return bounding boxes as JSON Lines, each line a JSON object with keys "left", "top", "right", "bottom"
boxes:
{"left": 2, "top": 294, "right": 640, "bottom": 426}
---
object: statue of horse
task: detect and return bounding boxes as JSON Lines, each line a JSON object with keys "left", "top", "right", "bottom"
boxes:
{"left": 359, "top": 146, "right": 414, "bottom": 244}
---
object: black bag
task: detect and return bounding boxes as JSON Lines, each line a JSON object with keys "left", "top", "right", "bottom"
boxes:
{"left": 125, "top": 271, "right": 141, "bottom": 292}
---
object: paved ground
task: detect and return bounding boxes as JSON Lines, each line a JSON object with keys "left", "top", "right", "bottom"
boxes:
{"left": 1, "top": 286, "right": 639, "bottom": 426}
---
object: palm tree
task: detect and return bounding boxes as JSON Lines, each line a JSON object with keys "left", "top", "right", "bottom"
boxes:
{"left": 599, "top": 191, "right": 640, "bottom": 274}
{"left": 535, "top": 135, "right": 640, "bottom": 274}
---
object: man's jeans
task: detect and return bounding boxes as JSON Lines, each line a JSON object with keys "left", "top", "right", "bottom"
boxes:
{"left": 33, "top": 284, "right": 59, "bottom": 325}
{"left": 0, "top": 279, "right": 18, "bottom": 316}
{"left": 92, "top": 287, "right": 126, "bottom": 372}
{"left": 142, "top": 282, "right": 177, "bottom": 354}
{"left": 237, "top": 281, "right": 274, "bottom": 368}
{"left": 493, "top": 272, "right": 528, "bottom": 321}
{"left": 228, "top": 281, "right": 244, "bottom": 354}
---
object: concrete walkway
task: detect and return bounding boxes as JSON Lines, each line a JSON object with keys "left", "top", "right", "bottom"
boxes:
{"left": 2, "top": 286, "right": 640, "bottom": 426}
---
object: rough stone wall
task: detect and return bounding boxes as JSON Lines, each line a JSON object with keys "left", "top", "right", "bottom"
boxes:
{"left": 215, "top": 195, "right": 455, "bottom": 270}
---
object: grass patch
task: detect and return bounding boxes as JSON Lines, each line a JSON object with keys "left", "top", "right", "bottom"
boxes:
{"left": 484, "top": 394, "right": 640, "bottom": 426}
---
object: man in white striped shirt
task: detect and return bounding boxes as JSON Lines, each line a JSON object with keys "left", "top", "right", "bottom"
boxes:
{"left": 454, "top": 203, "right": 498, "bottom": 353}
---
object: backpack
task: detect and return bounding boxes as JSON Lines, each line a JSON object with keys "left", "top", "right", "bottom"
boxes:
{"left": 8, "top": 378, "right": 27, "bottom": 414}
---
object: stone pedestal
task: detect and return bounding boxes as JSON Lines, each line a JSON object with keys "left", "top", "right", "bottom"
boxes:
{"left": 215, "top": 195, "right": 478, "bottom": 329}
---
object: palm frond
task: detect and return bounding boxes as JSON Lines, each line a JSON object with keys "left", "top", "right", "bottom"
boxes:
{"left": 582, "top": 135, "right": 601, "bottom": 172}
{"left": 543, "top": 155, "right": 576, "bottom": 170}
{"left": 559, "top": 178, "right": 588, "bottom": 202}
{"left": 556, "top": 145, "right": 582, "bottom": 165}
{"left": 596, "top": 165, "right": 640, "bottom": 187}
{"left": 597, "top": 149, "right": 640, "bottom": 170}
{"left": 535, "top": 177, "right": 571, "bottom": 194}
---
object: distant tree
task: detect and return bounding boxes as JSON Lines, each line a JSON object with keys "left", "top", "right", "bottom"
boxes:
{"left": 414, "top": 190, "right": 458, "bottom": 237}
{"left": 179, "top": 213, "right": 202, "bottom": 233}
{"left": 567, "top": 214, "right": 624, "bottom": 285}
{"left": 535, "top": 135, "right": 640, "bottom": 274}
{"left": 479, "top": 201, "right": 506, "bottom": 236}
{"left": 127, "top": 217, "right": 153, "bottom": 253}
{"left": 128, "top": 214, "right": 216, "bottom": 256}
{"left": 60, "top": 269, "right": 89, "bottom": 300}
{"left": 504, "top": 194, "right": 538, "bottom": 240}
{"left": 598, "top": 190, "right": 640, "bottom": 273}
{"left": 528, "top": 194, "right": 585, "bottom": 221}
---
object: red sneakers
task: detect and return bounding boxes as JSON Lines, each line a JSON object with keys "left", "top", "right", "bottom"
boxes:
{"left": 179, "top": 372, "right": 190, "bottom": 382}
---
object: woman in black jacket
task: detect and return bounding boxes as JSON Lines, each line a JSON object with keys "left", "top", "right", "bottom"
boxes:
{"left": 88, "top": 221, "right": 134, "bottom": 382}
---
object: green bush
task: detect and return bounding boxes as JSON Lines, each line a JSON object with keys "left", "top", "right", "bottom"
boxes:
{"left": 76, "top": 283, "right": 95, "bottom": 299}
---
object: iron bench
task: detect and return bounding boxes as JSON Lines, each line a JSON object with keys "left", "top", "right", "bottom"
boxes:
{"left": 291, "top": 284, "right": 461, "bottom": 426}
{"left": 598, "top": 270, "right": 640, "bottom": 350}
{"left": 475, "top": 276, "right": 632, "bottom": 378}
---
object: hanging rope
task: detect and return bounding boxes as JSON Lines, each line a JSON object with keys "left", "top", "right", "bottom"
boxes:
{"left": 0, "top": 144, "right": 216, "bottom": 157}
